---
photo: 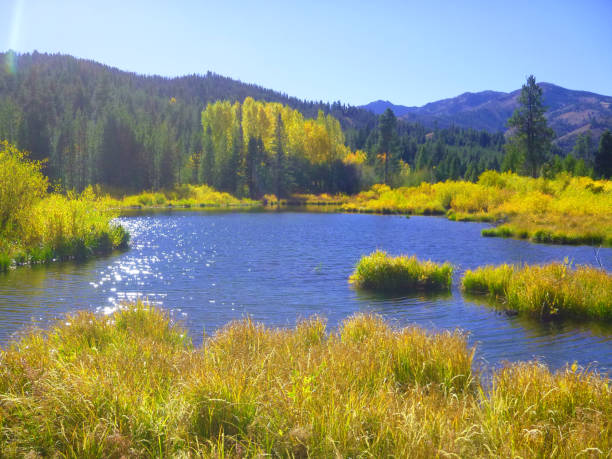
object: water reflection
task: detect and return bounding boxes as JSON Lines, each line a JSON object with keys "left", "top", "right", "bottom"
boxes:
{"left": 0, "top": 211, "right": 610, "bottom": 373}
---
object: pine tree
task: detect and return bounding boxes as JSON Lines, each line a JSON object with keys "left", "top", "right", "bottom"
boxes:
{"left": 507, "top": 75, "right": 553, "bottom": 177}
{"left": 246, "top": 136, "right": 259, "bottom": 199}
{"left": 378, "top": 108, "right": 397, "bottom": 184}
{"left": 595, "top": 130, "right": 612, "bottom": 178}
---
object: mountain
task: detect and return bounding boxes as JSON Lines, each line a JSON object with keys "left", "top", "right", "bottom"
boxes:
{"left": 360, "top": 100, "right": 415, "bottom": 118}
{"left": 362, "top": 84, "right": 612, "bottom": 151}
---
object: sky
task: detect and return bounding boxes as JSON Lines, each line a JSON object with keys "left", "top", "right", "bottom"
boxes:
{"left": 1, "top": 0, "right": 611, "bottom": 107}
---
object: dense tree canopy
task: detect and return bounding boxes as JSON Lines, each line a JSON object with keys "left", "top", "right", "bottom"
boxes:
{"left": 200, "top": 99, "right": 363, "bottom": 197}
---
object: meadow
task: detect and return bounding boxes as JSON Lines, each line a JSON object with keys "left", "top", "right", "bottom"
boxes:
{"left": 0, "top": 304, "right": 609, "bottom": 457}
{"left": 342, "top": 171, "right": 612, "bottom": 246}
{"left": 349, "top": 250, "right": 453, "bottom": 292}
{"left": 462, "top": 262, "right": 612, "bottom": 321}
{"left": 0, "top": 141, "right": 128, "bottom": 271}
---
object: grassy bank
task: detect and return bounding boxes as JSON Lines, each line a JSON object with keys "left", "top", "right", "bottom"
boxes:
{"left": 111, "top": 187, "right": 347, "bottom": 210}
{"left": 341, "top": 171, "right": 612, "bottom": 246}
{"left": 462, "top": 262, "right": 612, "bottom": 321}
{"left": 349, "top": 250, "right": 453, "bottom": 292}
{"left": 107, "top": 184, "right": 259, "bottom": 209}
{"left": 0, "top": 304, "right": 609, "bottom": 457}
{"left": 0, "top": 142, "right": 128, "bottom": 271}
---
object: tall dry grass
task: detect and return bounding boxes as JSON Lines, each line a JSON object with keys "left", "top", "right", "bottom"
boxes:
{"left": 0, "top": 304, "right": 609, "bottom": 457}
{"left": 462, "top": 262, "right": 612, "bottom": 321}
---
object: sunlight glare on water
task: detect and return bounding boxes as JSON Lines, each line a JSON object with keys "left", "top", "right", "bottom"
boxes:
{"left": 0, "top": 210, "right": 610, "bottom": 373}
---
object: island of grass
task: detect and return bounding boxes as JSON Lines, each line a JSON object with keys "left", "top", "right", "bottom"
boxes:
{"left": 0, "top": 304, "right": 609, "bottom": 457}
{"left": 349, "top": 250, "right": 453, "bottom": 292}
{"left": 0, "top": 141, "right": 129, "bottom": 272}
{"left": 462, "top": 262, "right": 612, "bottom": 321}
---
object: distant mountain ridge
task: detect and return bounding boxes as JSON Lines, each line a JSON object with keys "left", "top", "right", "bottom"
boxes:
{"left": 362, "top": 84, "right": 612, "bottom": 151}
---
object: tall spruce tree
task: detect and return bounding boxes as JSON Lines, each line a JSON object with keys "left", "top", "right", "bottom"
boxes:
{"left": 378, "top": 108, "right": 397, "bottom": 184}
{"left": 507, "top": 75, "right": 553, "bottom": 177}
{"left": 595, "top": 129, "right": 612, "bottom": 178}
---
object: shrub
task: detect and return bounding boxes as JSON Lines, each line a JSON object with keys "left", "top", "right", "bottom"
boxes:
{"left": 0, "top": 140, "right": 48, "bottom": 238}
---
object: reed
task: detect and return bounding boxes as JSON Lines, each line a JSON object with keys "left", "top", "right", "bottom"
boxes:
{"left": 462, "top": 262, "right": 612, "bottom": 321}
{"left": 349, "top": 250, "right": 453, "bottom": 292}
{"left": 0, "top": 304, "right": 609, "bottom": 457}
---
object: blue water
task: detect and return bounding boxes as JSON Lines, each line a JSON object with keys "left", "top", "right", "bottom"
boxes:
{"left": 1, "top": 210, "right": 611, "bottom": 373}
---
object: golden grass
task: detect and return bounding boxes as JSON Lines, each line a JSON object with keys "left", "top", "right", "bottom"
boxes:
{"left": 110, "top": 184, "right": 258, "bottom": 209}
{"left": 462, "top": 262, "right": 612, "bottom": 321}
{"left": 341, "top": 172, "right": 612, "bottom": 246}
{"left": 0, "top": 304, "right": 609, "bottom": 457}
{"left": 349, "top": 250, "right": 453, "bottom": 292}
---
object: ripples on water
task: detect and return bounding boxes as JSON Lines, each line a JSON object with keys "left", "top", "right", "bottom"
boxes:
{"left": 0, "top": 210, "right": 610, "bottom": 373}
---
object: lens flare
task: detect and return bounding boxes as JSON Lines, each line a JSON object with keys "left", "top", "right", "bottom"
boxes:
{"left": 4, "top": 52, "right": 16, "bottom": 74}
{"left": 5, "top": 0, "right": 25, "bottom": 74}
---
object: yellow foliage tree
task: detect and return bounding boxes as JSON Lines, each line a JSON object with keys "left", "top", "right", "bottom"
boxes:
{"left": 0, "top": 141, "right": 48, "bottom": 237}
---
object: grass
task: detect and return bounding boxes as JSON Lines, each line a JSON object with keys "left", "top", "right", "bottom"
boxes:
{"left": 0, "top": 304, "right": 609, "bottom": 457}
{"left": 107, "top": 184, "right": 259, "bottom": 209}
{"left": 111, "top": 187, "right": 349, "bottom": 210}
{"left": 0, "top": 141, "right": 129, "bottom": 270}
{"left": 0, "top": 189, "right": 129, "bottom": 269}
{"left": 341, "top": 171, "right": 612, "bottom": 247}
{"left": 462, "top": 262, "right": 612, "bottom": 321}
{"left": 349, "top": 250, "right": 453, "bottom": 292}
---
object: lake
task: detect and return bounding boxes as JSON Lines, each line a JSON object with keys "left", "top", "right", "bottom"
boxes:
{"left": 1, "top": 210, "right": 611, "bottom": 373}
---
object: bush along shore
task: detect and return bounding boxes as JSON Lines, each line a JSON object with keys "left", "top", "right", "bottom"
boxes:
{"left": 349, "top": 250, "right": 453, "bottom": 292}
{"left": 0, "top": 141, "right": 129, "bottom": 272}
{"left": 341, "top": 171, "right": 612, "bottom": 247}
{"left": 0, "top": 304, "right": 609, "bottom": 457}
{"left": 462, "top": 262, "right": 612, "bottom": 321}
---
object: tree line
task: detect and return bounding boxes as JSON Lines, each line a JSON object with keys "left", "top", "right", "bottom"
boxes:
{"left": 1, "top": 52, "right": 610, "bottom": 196}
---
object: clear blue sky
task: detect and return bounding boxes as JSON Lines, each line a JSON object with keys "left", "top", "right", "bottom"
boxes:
{"left": 1, "top": 0, "right": 611, "bottom": 106}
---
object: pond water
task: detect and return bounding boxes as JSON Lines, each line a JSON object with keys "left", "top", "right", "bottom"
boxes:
{"left": 1, "top": 210, "right": 611, "bottom": 373}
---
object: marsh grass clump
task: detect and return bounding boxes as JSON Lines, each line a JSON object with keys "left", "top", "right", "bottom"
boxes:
{"left": 0, "top": 304, "right": 610, "bottom": 457}
{"left": 462, "top": 262, "right": 612, "bottom": 321}
{"left": 349, "top": 250, "right": 453, "bottom": 292}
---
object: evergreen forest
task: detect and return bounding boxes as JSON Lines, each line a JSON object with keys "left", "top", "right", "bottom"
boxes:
{"left": 0, "top": 51, "right": 509, "bottom": 196}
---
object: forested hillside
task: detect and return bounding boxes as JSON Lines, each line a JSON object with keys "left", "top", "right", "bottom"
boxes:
{"left": 363, "top": 84, "right": 612, "bottom": 152}
{"left": 0, "top": 51, "right": 506, "bottom": 194}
